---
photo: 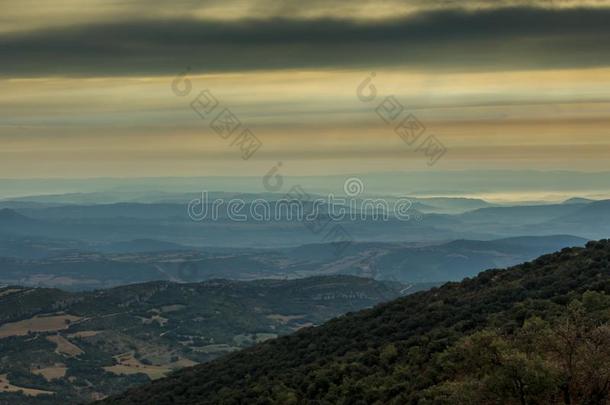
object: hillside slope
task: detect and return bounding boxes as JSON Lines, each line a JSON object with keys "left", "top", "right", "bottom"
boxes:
{"left": 0, "top": 276, "right": 401, "bottom": 404}
{"left": 99, "top": 240, "right": 610, "bottom": 404}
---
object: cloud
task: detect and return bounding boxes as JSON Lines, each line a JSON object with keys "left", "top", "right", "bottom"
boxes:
{"left": 2, "top": 1, "right": 608, "bottom": 32}
{"left": 0, "top": 6, "right": 609, "bottom": 77}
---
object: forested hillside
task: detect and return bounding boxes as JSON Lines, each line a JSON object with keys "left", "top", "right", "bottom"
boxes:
{"left": 99, "top": 240, "right": 610, "bottom": 405}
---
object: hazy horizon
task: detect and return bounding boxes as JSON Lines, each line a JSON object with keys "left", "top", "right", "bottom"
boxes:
{"left": 1, "top": 170, "right": 610, "bottom": 203}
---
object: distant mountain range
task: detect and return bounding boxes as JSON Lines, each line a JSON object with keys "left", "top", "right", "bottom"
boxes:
{"left": 282, "top": 235, "right": 588, "bottom": 283}
{"left": 0, "top": 197, "right": 607, "bottom": 248}
{"left": 562, "top": 197, "right": 596, "bottom": 205}
{"left": 98, "top": 240, "right": 610, "bottom": 405}
{"left": 0, "top": 235, "right": 587, "bottom": 289}
{"left": 1, "top": 172, "right": 609, "bottom": 201}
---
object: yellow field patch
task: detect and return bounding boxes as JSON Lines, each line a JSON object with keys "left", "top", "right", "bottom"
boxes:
{"left": 171, "top": 358, "right": 198, "bottom": 368}
{"left": 103, "top": 364, "right": 170, "bottom": 380}
{"left": 47, "top": 335, "right": 84, "bottom": 357}
{"left": 0, "top": 374, "right": 54, "bottom": 397}
{"left": 68, "top": 330, "right": 101, "bottom": 339}
{"left": 31, "top": 364, "right": 67, "bottom": 381}
{"left": 103, "top": 352, "right": 197, "bottom": 380}
{"left": 266, "top": 314, "right": 306, "bottom": 324}
{"left": 0, "top": 314, "right": 81, "bottom": 339}
{"left": 103, "top": 352, "right": 171, "bottom": 380}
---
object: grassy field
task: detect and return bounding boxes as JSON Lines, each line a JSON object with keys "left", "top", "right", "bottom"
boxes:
{"left": 47, "top": 335, "right": 84, "bottom": 357}
{"left": 67, "top": 330, "right": 101, "bottom": 338}
{"left": 31, "top": 364, "right": 67, "bottom": 381}
{"left": 103, "top": 352, "right": 174, "bottom": 380}
{"left": 0, "top": 314, "right": 81, "bottom": 339}
{"left": 0, "top": 374, "right": 54, "bottom": 397}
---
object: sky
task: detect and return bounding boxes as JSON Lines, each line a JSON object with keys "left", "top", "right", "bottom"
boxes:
{"left": 1, "top": 0, "right": 609, "bottom": 180}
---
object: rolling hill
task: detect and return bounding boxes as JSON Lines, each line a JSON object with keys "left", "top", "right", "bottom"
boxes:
{"left": 98, "top": 240, "right": 610, "bottom": 404}
{"left": 0, "top": 235, "right": 587, "bottom": 289}
{"left": 0, "top": 276, "right": 402, "bottom": 404}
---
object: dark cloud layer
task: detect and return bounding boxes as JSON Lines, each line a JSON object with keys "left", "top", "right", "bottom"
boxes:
{"left": 1, "top": 6, "right": 609, "bottom": 77}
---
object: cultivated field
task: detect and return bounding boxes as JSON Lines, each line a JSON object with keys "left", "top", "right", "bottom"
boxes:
{"left": 0, "top": 314, "right": 81, "bottom": 339}
{"left": 0, "top": 374, "right": 54, "bottom": 397}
